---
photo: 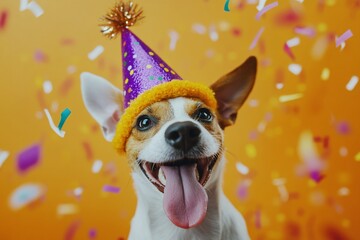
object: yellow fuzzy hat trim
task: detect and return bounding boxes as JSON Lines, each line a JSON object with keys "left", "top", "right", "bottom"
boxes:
{"left": 112, "top": 80, "right": 217, "bottom": 154}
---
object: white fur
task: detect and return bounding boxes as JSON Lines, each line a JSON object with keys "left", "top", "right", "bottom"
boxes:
{"left": 81, "top": 73, "right": 250, "bottom": 240}
{"left": 138, "top": 98, "right": 219, "bottom": 162}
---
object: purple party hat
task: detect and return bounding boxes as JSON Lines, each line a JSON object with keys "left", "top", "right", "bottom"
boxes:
{"left": 121, "top": 29, "right": 182, "bottom": 108}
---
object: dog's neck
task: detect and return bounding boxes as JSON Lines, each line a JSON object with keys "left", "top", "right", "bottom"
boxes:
{"left": 129, "top": 155, "right": 248, "bottom": 240}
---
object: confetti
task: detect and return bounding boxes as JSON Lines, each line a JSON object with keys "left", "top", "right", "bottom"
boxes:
{"left": 103, "top": 185, "right": 120, "bottom": 193}
{"left": 283, "top": 43, "right": 295, "bottom": 60}
{"left": 89, "top": 228, "right": 97, "bottom": 239}
{"left": 64, "top": 221, "right": 80, "bottom": 240}
{"left": 0, "top": 150, "right": 9, "bottom": 168}
{"left": 294, "top": 26, "right": 316, "bottom": 37}
{"left": 0, "top": 10, "right": 8, "bottom": 30}
{"left": 92, "top": 160, "right": 103, "bottom": 173}
{"left": 245, "top": 144, "right": 257, "bottom": 158}
{"left": 236, "top": 162, "right": 250, "bottom": 175}
{"left": 256, "top": 0, "right": 267, "bottom": 10}
{"left": 321, "top": 68, "right": 330, "bottom": 80}
{"left": 279, "top": 93, "right": 303, "bottom": 102}
{"left": 19, "top": 0, "right": 29, "bottom": 11}
{"left": 336, "top": 121, "right": 350, "bottom": 135}
{"left": 249, "top": 27, "right": 265, "bottom": 50}
{"left": 43, "top": 80, "right": 53, "bottom": 94}
{"left": 338, "top": 187, "right": 349, "bottom": 196}
{"left": 209, "top": 25, "right": 219, "bottom": 42}
{"left": 224, "top": 0, "right": 230, "bottom": 11}
{"left": 256, "top": 1, "right": 278, "bottom": 20}
{"left": 168, "top": 30, "right": 179, "bottom": 51}
{"left": 339, "top": 147, "right": 348, "bottom": 157}
{"left": 9, "top": 183, "right": 45, "bottom": 210}
{"left": 44, "top": 109, "right": 66, "bottom": 137}
{"left": 192, "top": 23, "right": 206, "bottom": 34}
{"left": 34, "top": 49, "right": 47, "bottom": 63}
{"left": 88, "top": 45, "right": 104, "bottom": 60}
{"left": 237, "top": 179, "right": 251, "bottom": 200}
{"left": 355, "top": 152, "right": 360, "bottom": 162}
{"left": 286, "top": 37, "right": 300, "bottom": 47}
{"left": 288, "top": 63, "right": 302, "bottom": 75}
{"left": 346, "top": 75, "right": 358, "bottom": 91}
{"left": 26, "top": 1, "right": 44, "bottom": 17}
{"left": 335, "top": 29, "right": 353, "bottom": 47}
{"left": 82, "top": 141, "right": 93, "bottom": 161}
{"left": 309, "top": 170, "right": 325, "bottom": 183}
{"left": 272, "top": 178, "right": 289, "bottom": 201}
{"left": 57, "top": 204, "right": 78, "bottom": 216}
{"left": 311, "top": 35, "right": 329, "bottom": 60}
{"left": 73, "top": 187, "right": 83, "bottom": 197}
{"left": 58, "top": 108, "right": 71, "bottom": 131}
{"left": 17, "top": 143, "right": 41, "bottom": 173}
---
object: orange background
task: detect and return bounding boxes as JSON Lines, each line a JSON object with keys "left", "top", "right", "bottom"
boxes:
{"left": 1, "top": 0, "right": 360, "bottom": 239}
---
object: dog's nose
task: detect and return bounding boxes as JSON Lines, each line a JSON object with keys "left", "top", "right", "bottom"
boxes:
{"left": 165, "top": 121, "right": 201, "bottom": 152}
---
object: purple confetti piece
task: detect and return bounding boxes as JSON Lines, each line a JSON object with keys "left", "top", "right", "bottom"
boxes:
{"left": 309, "top": 170, "right": 325, "bottom": 183}
{"left": 249, "top": 27, "right": 265, "bottom": 50}
{"left": 336, "top": 29, "right": 353, "bottom": 47}
{"left": 103, "top": 185, "right": 120, "bottom": 193}
{"left": 89, "top": 228, "right": 97, "bottom": 239}
{"left": 256, "top": 1, "right": 279, "bottom": 20}
{"left": 336, "top": 121, "right": 350, "bottom": 135}
{"left": 17, "top": 144, "right": 41, "bottom": 173}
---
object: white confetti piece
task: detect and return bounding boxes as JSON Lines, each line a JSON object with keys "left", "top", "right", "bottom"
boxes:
{"left": 272, "top": 178, "right": 288, "bottom": 202}
{"left": 57, "top": 204, "right": 78, "bottom": 216}
{"left": 43, "top": 80, "right": 52, "bottom": 94}
{"left": 88, "top": 45, "right": 104, "bottom": 60}
{"left": 236, "top": 162, "right": 249, "bottom": 175}
{"left": 44, "top": 109, "right": 65, "bottom": 138}
{"left": 92, "top": 160, "right": 103, "bottom": 173}
{"left": 0, "top": 150, "right": 10, "bottom": 168}
{"left": 256, "top": 0, "right": 267, "bottom": 10}
{"left": 19, "top": 0, "right": 29, "bottom": 11}
{"left": 168, "top": 30, "right": 179, "bottom": 51}
{"left": 338, "top": 187, "right": 350, "bottom": 196}
{"left": 27, "top": 1, "right": 43, "bottom": 17}
{"left": 9, "top": 183, "right": 45, "bottom": 210}
{"left": 288, "top": 63, "right": 302, "bottom": 75}
{"left": 346, "top": 75, "right": 359, "bottom": 91}
{"left": 209, "top": 25, "right": 219, "bottom": 42}
{"left": 286, "top": 37, "right": 300, "bottom": 47}
{"left": 279, "top": 93, "right": 303, "bottom": 102}
{"left": 276, "top": 82, "right": 284, "bottom": 89}
{"left": 73, "top": 187, "right": 83, "bottom": 197}
{"left": 192, "top": 23, "right": 207, "bottom": 35}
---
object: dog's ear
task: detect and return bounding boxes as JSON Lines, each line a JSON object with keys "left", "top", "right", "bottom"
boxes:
{"left": 81, "top": 72, "right": 123, "bottom": 142}
{"left": 210, "top": 56, "right": 257, "bottom": 128}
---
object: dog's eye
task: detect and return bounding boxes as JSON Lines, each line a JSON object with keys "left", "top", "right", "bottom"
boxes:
{"left": 136, "top": 115, "right": 153, "bottom": 131}
{"left": 195, "top": 108, "right": 213, "bottom": 123}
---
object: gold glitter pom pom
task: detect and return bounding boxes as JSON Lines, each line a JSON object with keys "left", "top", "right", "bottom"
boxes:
{"left": 100, "top": 1, "right": 144, "bottom": 39}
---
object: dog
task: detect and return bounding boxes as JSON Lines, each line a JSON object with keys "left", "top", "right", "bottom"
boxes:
{"left": 81, "top": 56, "right": 257, "bottom": 240}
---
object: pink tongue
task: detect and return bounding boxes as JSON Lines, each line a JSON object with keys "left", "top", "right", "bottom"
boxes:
{"left": 161, "top": 164, "right": 208, "bottom": 229}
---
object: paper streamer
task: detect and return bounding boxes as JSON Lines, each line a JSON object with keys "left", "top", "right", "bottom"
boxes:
{"left": 256, "top": 1, "right": 278, "bottom": 20}
{"left": 224, "top": 0, "right": 230, "bottom": 12}
{"left": 17, "top": 144, "right": 41, "bottom": 173}
{"left": 336, "top": 29, "right": 353, "bottom": 47}
{"left": 58, "top": 108, "right": 71, "bottom": 130}
{"left": 44, "top": 109, "right": 65, "bottom": 137}
{"left": 249, "top": 27, "right": 265, "bottom": 50}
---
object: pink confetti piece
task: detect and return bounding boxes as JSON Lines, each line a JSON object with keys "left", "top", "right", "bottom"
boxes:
{"left": 0, "top": 10, "right": 8, "bottom": 30}
{"left": 64, "top": 221, "right": 80, "bottom": 240}
{"left": 34, "top": 49, "right": 48, "bottom": 63}
{"left": 256, "top": 1, "right": 278, "bottom": 20}
{"left": 283, "top": 43, "right": 295, "bottom": 60}
{"left": 294, "top": 26, "right": 316, "bottom": 37}
{"left": 249, "top": 27, "right": 265, "bottom": 50}
{"left": 17, "top": 143, "right": 41, "bottom": 173}
{"left": 336, "top": 29, "right": 353, "bottom": 47}
{"left": 254, "top": 209, "right": 262, "bottom": 229}
{"left": 103, "top": 185, "right": 120, "bottom": 193}
{"left": 0, "top": 150, "right": 9, "bottom": 168}
{"left": 275, "top": 9, "right": 302, "bottom": 26}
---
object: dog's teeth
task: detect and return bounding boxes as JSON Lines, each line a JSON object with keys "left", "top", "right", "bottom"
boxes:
{"left": 195, "top": 165, "right": 200, "bottom": 181}
{"left": 158, "top": 168, "right": 166, "bottom": 186}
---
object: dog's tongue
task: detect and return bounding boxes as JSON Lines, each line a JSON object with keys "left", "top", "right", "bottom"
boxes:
{"left": 161, "top": 164, "right": 208, "bottom": 229}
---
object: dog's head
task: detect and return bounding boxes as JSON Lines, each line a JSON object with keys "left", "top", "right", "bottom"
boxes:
{"left": 81, "top": 56, "right": 257, "bottom": 229}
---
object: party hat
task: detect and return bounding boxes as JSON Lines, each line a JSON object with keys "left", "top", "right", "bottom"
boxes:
{"left": 100, "top": 1, "right": 217, "bottom": 154}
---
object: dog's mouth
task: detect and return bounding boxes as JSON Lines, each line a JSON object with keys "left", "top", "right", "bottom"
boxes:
{"left": 138, "top": 154, "right": 219, "bottom": 229}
